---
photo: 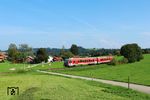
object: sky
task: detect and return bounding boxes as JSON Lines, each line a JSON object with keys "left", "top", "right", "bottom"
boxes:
{"left": 0, "top": 0, "right": 150, "bottom": 50}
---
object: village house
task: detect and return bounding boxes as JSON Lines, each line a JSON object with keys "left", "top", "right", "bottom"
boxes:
{"left": 53, "top": 56, "right": 63, "bottom": 62}
{"left": 0, "top": 52, "right": 7, "bottom": 62}
{"left": 26, "top": 56, "right": 34, "bottom": 63}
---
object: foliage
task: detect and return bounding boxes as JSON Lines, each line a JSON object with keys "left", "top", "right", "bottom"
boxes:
{"left": 61, "top": 51, "right": 74, "bottom": 60}
{"left": 60, "top": 45, "right": 74, "bottom": 59}
{"left": 114, "top": 50, "right": 121, "bottom": 56}
{"left": 120, "top": 43, "right": 143, "bottom": 63}
{"left": 142, "top": 48, "right": 150, "bottom": 54}
{"left": 108, "top": 57, "right": 128, "bottom": 66}
{"left": 108, "top": 58, "right": 118, "bottom": 66}
{"left": 118, "top": 58, "right": 128, "bottom": 64}
{"left": 33, "top": 47, "right": 129, "bottom": 57}
{"left": 70, "top": 44, "right": 79, "bottom": 55}
{"left": 19, "top": 44, "right": 34, "bottom": 57}
{"left": 7, "top": 44, "right": 34, "bottom": 63}
{"left": 8, "top": 43, "right": 18, "bottom": 62}
{"left": 34, "top": 48, "right": 48, "bottom": 63}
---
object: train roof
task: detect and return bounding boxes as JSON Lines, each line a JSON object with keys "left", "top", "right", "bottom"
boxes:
{"left": 68, "top": 56, "right": 113, "bottom": 60}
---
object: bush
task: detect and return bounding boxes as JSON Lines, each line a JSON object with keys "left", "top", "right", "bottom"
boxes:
{"left": 108, "top": 57, "right": 128, "bottom": 66}
{"left": 122, "top": 58, "right": 128, "bottom": 64}
{"left": 118, "top": 58, "right": 128, "bottom": 64}
{"left": 108, "top": 58, "right": 118, "bottom": 66}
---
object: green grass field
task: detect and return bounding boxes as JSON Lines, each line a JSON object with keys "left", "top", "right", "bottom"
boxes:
{"left": 0, "top": 72, "right": 150, "bottom": 100}
{"left": 42, "top": 54, "right": 150, "bottom": 86}
{"left": 0, "top": 62, "right": 150, "bottom": 99}
{"left": 0, "top": 55, "right": 150, "bottom": 99}
{"left": 32, "top": 62, "right": 64, "bottom": 70}
{"left": 0, "top": 61, "right": 30, "bottom": 73}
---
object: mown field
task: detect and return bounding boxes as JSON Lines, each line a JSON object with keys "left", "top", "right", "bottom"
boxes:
{"left": 0, "top": 59, "right": 150, "bottom": 99}
{"left": 37, "top": 54, "right": 150, "bottom": 86}
{"left": 1, "top": 72, "right": 150, "bottom": 100}
{"left": 0, "top": 61, "right": 30, "bottom": 73}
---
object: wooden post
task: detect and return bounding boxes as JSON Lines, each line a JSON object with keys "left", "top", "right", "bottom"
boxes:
{"left": 128, "top": 76, "right": 130, "bottom": 89}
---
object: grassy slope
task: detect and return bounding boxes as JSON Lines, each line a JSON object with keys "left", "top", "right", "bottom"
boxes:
{"left": 0, "top": 73, "right": 150, "bottom": 100}
{"left": 46, "top": 54, "right": 150, "bottom": 86}
{"left": 0, "top": 62, "right": 30, "bottom": 73}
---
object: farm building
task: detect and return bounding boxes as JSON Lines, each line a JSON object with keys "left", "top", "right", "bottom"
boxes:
{"left": 0, "top": 52, "right": 7, "bottom": 62}
{"left": 26, "top": 56, "right": 34, "bottom": 63}
{"left": 53, "top": 56, "right": 63, "bottom": 62}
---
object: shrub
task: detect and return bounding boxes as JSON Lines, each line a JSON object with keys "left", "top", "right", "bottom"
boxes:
{"left": 108, "top": 58, "right": 118, "bottom": 66}
{"left": 122, "top": 58, "right": 128, "bottom": 64}
{"left": 118, "top": 58, "right": 128, "bottom": 64}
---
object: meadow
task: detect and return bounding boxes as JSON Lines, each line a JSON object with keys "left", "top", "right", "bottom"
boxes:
{"left": 0, "top": 61, "right": 31, "bottom": 73}
{"left": 0, "top": 55, "right": 150, "bottom": 99}
{"left": 0, "top": 72, "right": 150, "bottom": 100}
{"left": 41, "top": 54, "right": 150, "bottom": 86}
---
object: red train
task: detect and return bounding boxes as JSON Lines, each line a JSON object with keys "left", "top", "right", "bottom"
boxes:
{"left": 64, "top": 56, "right": 113, "bottom": 67}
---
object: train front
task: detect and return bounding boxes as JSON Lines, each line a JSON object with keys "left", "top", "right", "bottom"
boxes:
{"left": 64, "top": 59, "right": 69, "bottom": 67}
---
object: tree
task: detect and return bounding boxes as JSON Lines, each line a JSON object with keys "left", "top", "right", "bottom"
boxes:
{"left": 61, "top": 51, "right": 74, "bottom": 59}
{"left": 120, "top": 43, "right": 143, "bottom": 63}
{"left": 89, "top": 48, "right": 101, "bottom": 57}
{"left": 8, "top": 43, "right": 18, "bottom": 62}
{"left": 19, "top": 44, "right": 32, "bottom": 52}
{"left": 19, "top": 44, "right": 34, "bottom": 58}
{"left": 35, "top": 48, "right": 48, "bottom": 63}
{"left": 70, "top": 44, "right": 78, "bottom": 55}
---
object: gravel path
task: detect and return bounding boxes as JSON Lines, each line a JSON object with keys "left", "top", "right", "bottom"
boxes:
{"left": 37, "top": 70, "right": 150, "bottom": 94}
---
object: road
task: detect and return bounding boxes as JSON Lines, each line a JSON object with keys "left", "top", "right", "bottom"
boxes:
{"left": 37, "top": 70, "right": 150, "bottom": 94}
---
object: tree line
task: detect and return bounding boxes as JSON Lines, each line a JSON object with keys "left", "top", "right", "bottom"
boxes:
{"left": 4, "top": 43, "right": 149, "bottom": 64}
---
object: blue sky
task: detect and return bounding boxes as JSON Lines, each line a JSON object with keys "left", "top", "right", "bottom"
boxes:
{"left": 0, "top": 0, "right": 150, "bottom": 50}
